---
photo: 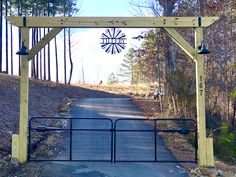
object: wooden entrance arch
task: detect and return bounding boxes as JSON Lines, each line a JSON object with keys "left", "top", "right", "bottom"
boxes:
{"left": 6, "top": 16, "right": 218, "bottom": 166}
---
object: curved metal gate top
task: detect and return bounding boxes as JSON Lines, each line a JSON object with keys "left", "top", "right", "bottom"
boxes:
{"left": 28, "top": 117, "right": 197, "bottom": 163}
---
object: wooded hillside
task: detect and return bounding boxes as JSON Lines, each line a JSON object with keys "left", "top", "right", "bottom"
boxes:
{"left": 118, "top": 0, "right": 236, "bottom": 163}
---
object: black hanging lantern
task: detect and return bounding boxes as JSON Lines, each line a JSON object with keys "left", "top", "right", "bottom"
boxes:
{"left": 16, "top": 42, "right": 29, "bottom": 55}
{"left": 198, "top": 41, "right": 210, "bottom": 54}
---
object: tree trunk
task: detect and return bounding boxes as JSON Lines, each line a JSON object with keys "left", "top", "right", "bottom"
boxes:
{"left": 18, "top": 0, "right": 22, "bottom": 75}
{"left": 172, "top": 95, "right": 177, "bottom": 116}
{"left": 47, "top": 28, "right": 51, "bottom": 81}
{"left": 68, "top": 28, "right": 73, "bottom": 85}
{"left": 63, "top": 0, "right": 67, "bottom": 84}
{"left": 0, "top": 0, "right": 3, "bottom": 72}
{"left": 5, "top": 0, "right": 9, "bottom": 73}
{"left": 39, "top": 28, "right": 42, "bottom": 80}
{"left": 47, "top": 2, "right": 51, "bottom": 81}
{"left": 227, "top": 96, "right": 230, "bottom": 121}
{"left": 81, "top": 59, "right": 85, "bottom": 83}
{"left": 55, "top": 36, "right": 59, "bottom": 82}
{"left": 10, "top": 24, "right": 13, "bottom": 74}
{"left": 43, "top": 28, "right": 46, "bottom": 80}
{"left": 31, "top": 28, "right": 36, "bottom": 78}
{"left": 9, "top": 0, "right": 13, "bottom": 75}
{"left": 232, "top": 98, "right": 236, "bottom": 128}
{"left": 52, "top": 9, "right": 59, "bottom": 83}
{"left": 156, "top": 32, "right": 163, "bottom": 112}
{"left": 36, "top": 28, "right": 39, "bottom": 78}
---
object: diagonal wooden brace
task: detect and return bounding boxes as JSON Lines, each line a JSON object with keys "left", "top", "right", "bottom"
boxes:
{"left": 164, "top": 28, "right": 197, "bottom": 61}
{"left": 28, "top": 28, "right": 63, "bottom": 61}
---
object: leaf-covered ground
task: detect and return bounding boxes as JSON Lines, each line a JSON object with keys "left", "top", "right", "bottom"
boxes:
{"left": 0, "top": 73, "right": 128, "bottom": 157}
{"left": 0, "top": 77, "right": 235, "bottom": 176}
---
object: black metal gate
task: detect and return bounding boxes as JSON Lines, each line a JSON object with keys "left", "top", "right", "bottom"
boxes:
{"left": 28, "top": 117, "right": 197, "bottom": 163}
{"left": 114, "top": 118, "right": 197, "bottom": 163}
{"left": 28, "top": 117, "right": 113, "bottom": 162}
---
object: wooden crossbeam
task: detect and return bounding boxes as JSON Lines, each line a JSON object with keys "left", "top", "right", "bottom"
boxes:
{"left": 6, "top": 16, "right": 219, "bottom": 28}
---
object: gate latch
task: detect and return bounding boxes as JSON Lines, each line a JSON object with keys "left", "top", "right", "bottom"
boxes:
{"left": 178, "top": 128, "right": 190, "bottom": 135}
{"left": 35, "top": 126, "right": 50, "bottom": 132}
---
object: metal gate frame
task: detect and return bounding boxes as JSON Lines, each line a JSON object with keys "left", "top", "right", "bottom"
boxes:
{"left": 114, "top": 118, "right": 197, "bottom": 163}
{"left": 28, "top": 117, "right": 197, "bottom": 163}
{"left": 28, "top": 117, "right": 113, "bottom": 162}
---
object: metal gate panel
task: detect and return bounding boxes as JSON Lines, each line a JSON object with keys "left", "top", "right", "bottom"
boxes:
{"left": 115, "top": 130, "right": 155, "bottom": 162}
{"left": 114, "top": 118, "right": 197, "bottom": 163}
{"left": 72, "top": 130, "right": 112, "bottom": 161}
{"left": 28, "top": 117, "right": 113, "bottom": 162}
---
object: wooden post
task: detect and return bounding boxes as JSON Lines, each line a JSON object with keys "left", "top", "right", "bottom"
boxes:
{"left": 195, "top": 27, "right": 214, "bottom": 167}
{"left": 12, "top": 27, "right": 29, "bottom": 163}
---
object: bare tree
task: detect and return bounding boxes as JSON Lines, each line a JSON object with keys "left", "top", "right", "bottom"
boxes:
{"left": 0, "top": 0, "right": 2, "bottom": 72}
{"left": 5, "top": 0, "right": 9, "bottom": 73}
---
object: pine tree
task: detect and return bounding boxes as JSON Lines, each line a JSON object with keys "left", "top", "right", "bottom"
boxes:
{"left": 119, "top": 48, "right": 141, "bottom": 84}
{"left": 107, "top": 73, "right": 118, "bottom": 85}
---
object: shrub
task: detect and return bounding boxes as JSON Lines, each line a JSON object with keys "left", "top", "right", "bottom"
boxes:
{"left": 215, "top": 122, "right": 236, "bottom": 162}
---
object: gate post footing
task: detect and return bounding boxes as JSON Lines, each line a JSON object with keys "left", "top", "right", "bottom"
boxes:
{"left": 12, "top": 134, "right": 20, "bottom": 161}
{"left": 12, "top": 133, "right": 27, "bottom": 163}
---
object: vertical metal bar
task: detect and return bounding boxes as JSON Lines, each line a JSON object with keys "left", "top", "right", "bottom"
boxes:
{"left": 154, "top": 120, "right": 157, "bottom": 162}
{"left": 195, "top": 129, "right": 198, "bottom": 163}
{"left": 114, "top": 123, "right": 116, "bottom": 163}
{"left": 69, "top": 118, "right": 72, "bottom": 161}
{"left": 110, "top": 122, "right": 113, "bottom": 163}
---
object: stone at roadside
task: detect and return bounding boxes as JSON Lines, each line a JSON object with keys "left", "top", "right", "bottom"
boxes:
{"left": 190, "top": 169, "right": 198, "bottom": 175}
{"left": 200, "top": 167, "right": 209, "bottom": 176}
{"left": 221, "top": 171, "right": 235, "bottom": 177}
{"left": 190, "top": 168, "right": 205, "bottom": 177}
{"left": 0, "top": 159, "right": 4, "bottom": 168}
{"left": 217, "top": 170, "right": 223, "bottom": 176}
{"left": 3, "top": 155, "right": 11, "bottom": 161}
{"left": 209, "top": 172, "right": 216, "bottom": 177}
{"left": 10, "top": 158, "right": 19, "bottom": 166}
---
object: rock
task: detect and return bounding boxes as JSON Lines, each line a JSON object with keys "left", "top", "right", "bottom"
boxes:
{"left": 209, "top": 172, "right": 216, "bottom": 177}
{"left": 217, "top": 170, "right": 223, "bottom": 176}
{"left": 200, "top": 167, "right": 209, "bottom": 176}
{"left": 3, "top": 155, "right": 11, "bottom": 161}
{"left": 190, "top": 169, "right": 198, "bottom": 175}
{"left": 196, "top": 168, "right": 202, "bottom": 175}
{"left": 10, "top": 158, "right": 19, "bottom": 166}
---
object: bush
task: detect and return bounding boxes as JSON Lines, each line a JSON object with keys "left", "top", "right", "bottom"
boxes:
{"left": 215, "top": 122, "right": 236, "bottom": 162}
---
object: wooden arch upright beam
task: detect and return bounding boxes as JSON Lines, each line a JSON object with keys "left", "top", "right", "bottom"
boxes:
{"left": 11, "top": 28, "right": 29, "bottom": 163}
